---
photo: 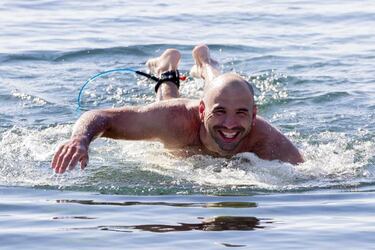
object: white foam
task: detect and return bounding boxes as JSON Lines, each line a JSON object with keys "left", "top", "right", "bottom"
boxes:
{"left": 12, "top": 90, "right": 47, "bottom": 106}
{"left": 0, "top": 125, "right": 373, "bottom": 192}
{"left": 124, "top": 131, "right": 375, "bottom": 190}
{"left": 245, "top": 71, "right": 289, "bottom": 105}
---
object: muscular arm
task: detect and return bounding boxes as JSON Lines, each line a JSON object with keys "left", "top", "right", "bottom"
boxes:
{"left": 100, "top": 99, "right": 199, "bottom": 145}
{"left": 251, "top": 117, "right": 304, "bottom": 165}
{"left": 270, "top": 131, "right": 304, "bottom": 164}
{"left": 51, "top": 99, "right": 198, "bottom": 173}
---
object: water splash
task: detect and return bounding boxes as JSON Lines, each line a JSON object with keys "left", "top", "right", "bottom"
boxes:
{"left": 136, "top": 132, "right": 374, "bottom": 191}
{"left": 12, "top": 90, "right": 48, "bottom": 106}
{"left": 244, "top": 70, "right": 289, "bottom": 106}
{"left": 1, "top": 123, "right": 373, "bottom": 194}
{"left": 78, "top": 73, "right": 155, "bottom": 109}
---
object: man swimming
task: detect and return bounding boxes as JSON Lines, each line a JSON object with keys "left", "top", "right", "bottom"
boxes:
{"left": 51, "top": 44, "right": 304, "bottom": 174}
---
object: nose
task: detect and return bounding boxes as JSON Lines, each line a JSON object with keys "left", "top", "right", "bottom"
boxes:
{"left": 222, "top": 114, "right": 238, "bottom": 129}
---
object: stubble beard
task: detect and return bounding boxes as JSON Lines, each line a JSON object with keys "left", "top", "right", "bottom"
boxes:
{"left": 209, "top": 125, "right": 248, "bottom": 154}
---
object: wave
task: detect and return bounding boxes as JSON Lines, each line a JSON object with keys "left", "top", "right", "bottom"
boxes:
{"left": 0, "top": 125, "right": 373, "bottom": 195}
{"left": 0, "top": 43, "right": 268, "bottom": 64}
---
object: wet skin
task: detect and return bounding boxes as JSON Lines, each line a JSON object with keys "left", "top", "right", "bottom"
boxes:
{"left": 51, "top": 45, "right": 304, "bottom": 174}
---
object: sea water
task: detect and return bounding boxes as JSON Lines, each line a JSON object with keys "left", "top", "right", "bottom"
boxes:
{"left": 0, "top": 0, "right": 374, "bottom": 249}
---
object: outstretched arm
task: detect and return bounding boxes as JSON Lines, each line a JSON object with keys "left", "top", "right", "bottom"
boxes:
{"left": 251, "top": 117, "right": 304, "bottom": 165}
{"left": 51, "top": 109, "right": 114, "bottom": 174}
{"left": 271, "top": 132, "right": 304, "bottom": 165}
{"left": 51, "top": 99, "right": 196, "bottom": 173}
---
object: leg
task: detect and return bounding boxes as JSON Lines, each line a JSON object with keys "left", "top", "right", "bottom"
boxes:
{"left": 146, "top": 49, "right": 181, "bottom": 101}
{"left": 190, "top": 44, "right": 221, "bottom": 91}
{"left": 191, "top": 45, "right": 254, "bottom": 99}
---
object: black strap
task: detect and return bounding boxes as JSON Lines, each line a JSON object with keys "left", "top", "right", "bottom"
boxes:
{"left": 154, "top": 70, "right": 180, "bottom": 93}
{"left": 135, "top": 70, "right": 159, "bottom": 82}
{"left": 134, "top": 70, "right": 180, "bottom": 93}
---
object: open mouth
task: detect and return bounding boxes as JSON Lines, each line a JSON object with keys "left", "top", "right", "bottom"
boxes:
{"left": 218, "top": 130, "right": 240, "bottom": 141}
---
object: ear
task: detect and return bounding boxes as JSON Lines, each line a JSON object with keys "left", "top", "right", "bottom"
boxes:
{"left": 199, "top": 100, "right": 205, "bottom": 122}
{"left": 252, "top": 105, "right": 257, "bottom": 127}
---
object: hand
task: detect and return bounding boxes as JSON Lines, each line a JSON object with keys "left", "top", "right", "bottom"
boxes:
{"left": 51, "top": 136, "right": 89, "bottom": 174}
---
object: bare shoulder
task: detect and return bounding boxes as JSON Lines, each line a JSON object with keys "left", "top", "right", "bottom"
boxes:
{"left": 144, "top": 98, "right": 199, "bottom": 114}
{"left": 141, "top": 98, "right": 199, "bottom": 124}
{"left": 250, "top": 116, "right": 304, "bottom": 164}
{"left": 97, "top": 98, "right": 200, "bottom": 148}
{"left": 140, "top": 98, "right": 201, "bottom": 147}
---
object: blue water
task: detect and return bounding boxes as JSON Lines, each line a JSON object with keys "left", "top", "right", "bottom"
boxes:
{"left": 1, "top": 0, "right": 374, "bottom": 249}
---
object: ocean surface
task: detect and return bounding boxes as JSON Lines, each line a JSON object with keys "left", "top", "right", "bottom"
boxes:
{"left": 1, "top": 0, "right": 374, "bottom": 249}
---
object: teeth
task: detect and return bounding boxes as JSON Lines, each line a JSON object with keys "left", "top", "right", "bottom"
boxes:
{"left": 222, "top": 132, "right": 237, "bottom": 138}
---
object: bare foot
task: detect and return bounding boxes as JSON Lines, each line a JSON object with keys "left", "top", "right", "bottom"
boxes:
{"left": 190, "top": 44, "right": 221, "bottom": 81}
{"left": 146, "top": 49, "right": 181, "bottom": 77}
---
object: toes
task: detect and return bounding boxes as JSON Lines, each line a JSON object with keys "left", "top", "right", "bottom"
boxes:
{"left": 146, "top": 58, "right": 157, "bottom": 73}
{"left": 190, "top": 65, "right": 201, "bottom": 78}
{"left": 192, "top": 44, "right": 210, "bottom": 65}
{"left": 189, "top": 65, "right": 197, "bottom": 77}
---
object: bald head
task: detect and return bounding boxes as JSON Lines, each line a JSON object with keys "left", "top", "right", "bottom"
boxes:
{"left": 203, "top": 73, "right": 255, "bottom": 106}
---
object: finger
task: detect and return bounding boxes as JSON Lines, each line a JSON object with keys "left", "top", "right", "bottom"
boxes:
{"left": 54, "top": 146, "right": 69, "bottom": 173}
{"left": 51, "top": 145, "right": 65, "bottom": 169}
{"left": 67, "top": 153, "right": 82, "bottom": 171}
{"left": 57, "top": 148, "right": 76, "bottom": 174}
{"left": 80, "top": 156, "right": 89, "bottom": 170}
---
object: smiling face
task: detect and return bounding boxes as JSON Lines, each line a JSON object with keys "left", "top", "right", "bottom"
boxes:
{"left": 199, "top": 74, "right": 256, "bottom": 156}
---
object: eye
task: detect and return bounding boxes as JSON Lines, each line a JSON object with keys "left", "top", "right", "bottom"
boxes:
{"left": 213, "top": 109, "right": 225, "bottom": 115}
{"left": 236, "top": 110, "right": 249, "bottom": 116}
